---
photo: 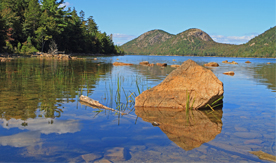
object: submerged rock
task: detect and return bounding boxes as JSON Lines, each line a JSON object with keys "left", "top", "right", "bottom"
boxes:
{"left": 135, "top": 59, "right": 224, "bottom": 109}
{"left": 222, "top": 60, "right": 228, "bottom": 63}
{"left": 104, "top": 147, "right": 126, "bottom": 162}
{"left": 245, "top": 61, "right": 251, "bottom": 63}
{"left": 204, "top": 62, "right": 219, "bottom": 67}
{"left": 82, "top": 153, "right": 102, "bottom": 162}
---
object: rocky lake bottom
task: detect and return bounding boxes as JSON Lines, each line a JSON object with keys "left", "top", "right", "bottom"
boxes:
{"left": 0, "top": 55, "right": 275, "bottom": 162}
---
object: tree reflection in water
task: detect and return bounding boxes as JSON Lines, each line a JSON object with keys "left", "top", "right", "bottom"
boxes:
{"left": 0, "top": 58, "right": 112, "bottom": 122}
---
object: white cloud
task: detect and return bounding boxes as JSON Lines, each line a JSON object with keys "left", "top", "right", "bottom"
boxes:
{"left": 113, "top": 33, "right": 136, "bottom": 40}
{"left": 59, "top": 2, "right": 70, "bottom": 8}
{"left": 0, "top": 118, "right": 81, "bottom": 134}
{"left": 0, "top": 131, "right": 41, "bottom": 147}
{"left": 211, "top": 34, "right": 258, "bottom": 45}
{"left": 112, "top": 33, "right": 136, "bottom": 45}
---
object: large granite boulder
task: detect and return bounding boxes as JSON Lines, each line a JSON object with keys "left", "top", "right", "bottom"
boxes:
{"left": 135, "top": 59, "right": 223, "bottom": 109}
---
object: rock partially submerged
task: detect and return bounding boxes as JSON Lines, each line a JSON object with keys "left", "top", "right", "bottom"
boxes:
{"left": 139, "top": 61, "right": 149, "bottom": 65}
{"left": 113, "top": 62, "right": 133, "bottom": 66}
{"left": 135, "top": 59, "right": 224, "bottom": 109}
{"left": 156, "top": 63, "right": 167, "bottom": 67}
{"left": 245, "top": 61, "right": 251, "bottom": 63}
{"left": 204, "top": 62, "right": 219, "bottom": 67}
{"left": 222, "top": 60, "right": 238, "bottom": 64}
{"left": 140, "top": 61, "right": 154, "bottom": 66}
{"left": 171, "top": 64, "right": 180, "bottom": 68}
{"left": 223, "top": 71, "right": 235, "bottom": 76}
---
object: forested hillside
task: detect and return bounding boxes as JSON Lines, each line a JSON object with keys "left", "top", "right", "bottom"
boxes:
{"left": 0, "top": 0, "right": 124, "bottom": 55}
{"left": 122, "top": 27, "right": 276, "bottom": 58}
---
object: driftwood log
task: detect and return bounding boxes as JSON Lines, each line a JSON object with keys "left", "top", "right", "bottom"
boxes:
{"left": 79, "top": 95, "right": 127, "bottom": 115}
{"left": 249, "top": 151, "right": 276, "bottom": 162}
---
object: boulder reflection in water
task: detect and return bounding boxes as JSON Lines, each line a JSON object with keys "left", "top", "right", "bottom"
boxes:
{"left": 135, "top": 107, "right": 223, "bottom": 151}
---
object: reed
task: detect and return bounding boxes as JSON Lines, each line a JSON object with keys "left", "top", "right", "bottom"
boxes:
{"left": 205, "top": 96, "right": 223, "bottom": 111}
{"left": 185, "top": 90, "right": 195, "bottom": 124}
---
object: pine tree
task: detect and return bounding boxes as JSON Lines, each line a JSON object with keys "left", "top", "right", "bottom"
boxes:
{"left": 0, "top": 14, "right": 6, "bottom": 52}
{"left": 23, "top": 0, "right": 41, "bottom": 38}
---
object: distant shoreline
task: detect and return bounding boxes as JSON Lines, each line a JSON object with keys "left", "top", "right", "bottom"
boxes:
{"left": 125, "top": 54, "right": 276, "bottom": 59}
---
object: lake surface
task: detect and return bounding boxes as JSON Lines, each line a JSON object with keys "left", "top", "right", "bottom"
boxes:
{"left": 0, "top": 55, "right": 275, "bottom": 162}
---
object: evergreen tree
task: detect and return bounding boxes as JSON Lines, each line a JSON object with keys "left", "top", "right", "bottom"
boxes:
{"left": 23, "top": 0, "right": 41, "bottom": 38}
{"left": 0, "top": 14, "right": 6, "bottom": 52}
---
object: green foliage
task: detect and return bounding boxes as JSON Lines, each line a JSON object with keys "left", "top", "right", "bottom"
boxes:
{"left": 121, "top": 27, "right": 276, "bottom": 58}
{"left": 20, "top": 36, "right": 38, "bottom": 54}
{"left": 0, "top": 0, "right": 122, "bottom": 54}
{"left": 0, "top": 14, "right": 6, "bottom": 52}
{"left": 0, "top": 58, "right": 113, "bottom": 120}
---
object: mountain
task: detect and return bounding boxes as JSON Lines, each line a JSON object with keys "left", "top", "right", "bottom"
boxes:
{"left": 121, "top": 27, "right": 276, "bottom": 58}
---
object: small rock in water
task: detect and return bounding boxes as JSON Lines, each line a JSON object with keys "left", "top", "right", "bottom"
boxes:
{"left": 245, "top": 61, "right": 251, "bottom": 63}
{"left": 230, "top": 61, "right": 238, "bottom": 64}
{"left": 152, "top": 122, "right": 160, "bottom": 126}
{"left": 204, "top": 62, "right": 219, "bottom": 67}
{"left": 267, "top": 62, "right": 271, "bottom": 64}
{"left": 156, "top": 63, "right": 167, "bottom": 67}
{"left": 139, "top": 61, "right": 149, "bottom": 65}
{"left": 223, "top": 71, "right": 235, "bottom": 76}
{"left": 171, "top": 65, "right": 180, "bottom": 68}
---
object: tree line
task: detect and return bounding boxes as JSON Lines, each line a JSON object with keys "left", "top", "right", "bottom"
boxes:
{"left": 0, "top": 0, "right": 124, "bottom": 55}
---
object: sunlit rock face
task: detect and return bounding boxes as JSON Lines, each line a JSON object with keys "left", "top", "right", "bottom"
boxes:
{"left": 135, "top": 59, "right": 224, "bottom": 109}
{"left": 135, "top": 107, "right": 223, "bottom": 151}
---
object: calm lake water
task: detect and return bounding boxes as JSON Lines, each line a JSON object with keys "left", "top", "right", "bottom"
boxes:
{"left": 0, "top": 55, "right": 275, "bottom": 162}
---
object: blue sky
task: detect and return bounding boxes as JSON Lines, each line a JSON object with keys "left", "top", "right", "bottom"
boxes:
{"left": 63, "top": 0, "right": 275, "bottom": 45}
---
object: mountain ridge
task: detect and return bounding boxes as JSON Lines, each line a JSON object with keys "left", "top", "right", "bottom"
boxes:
{"left": 121, "top": 27, "right": 275, "bottom": 57}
